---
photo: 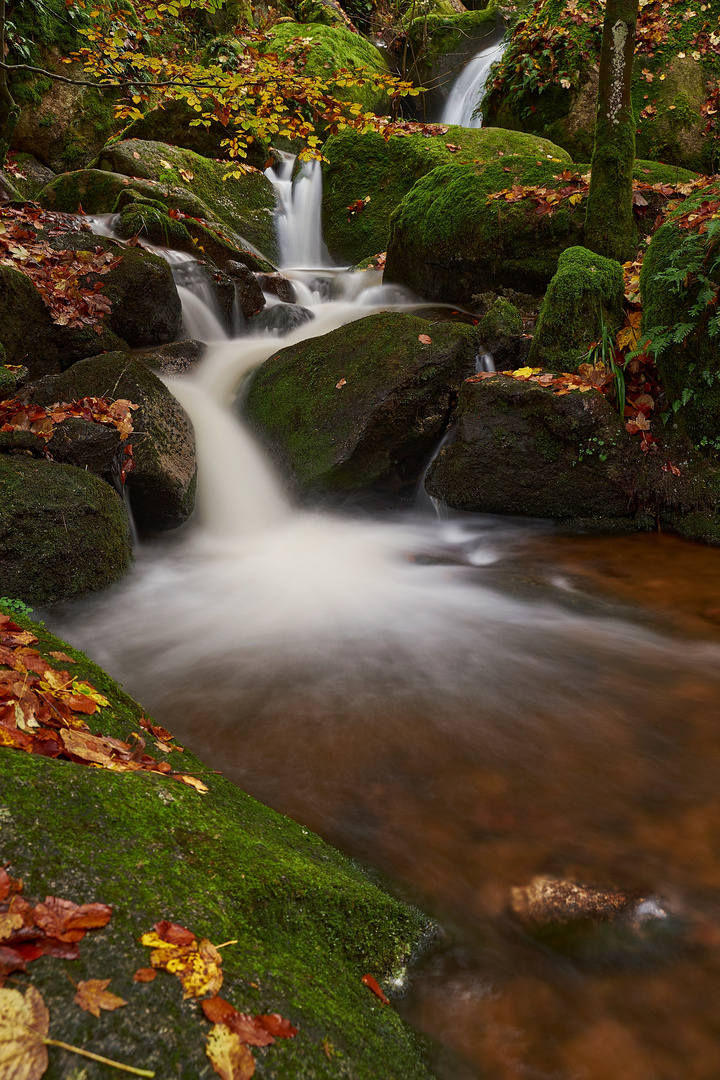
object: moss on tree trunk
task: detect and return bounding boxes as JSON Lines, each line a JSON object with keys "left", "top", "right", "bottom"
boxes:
{"left": 584, "top": 0, "right": 639, "bottom": 262}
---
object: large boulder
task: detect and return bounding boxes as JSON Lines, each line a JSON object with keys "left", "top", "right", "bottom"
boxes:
{"left": 0, "top": 266, "right": 126, "bottom": 379}
{"left": 321, "top": 125, "right": 571, "bottom": 264}
{"left": 26, "top": 353, "right": 196, "bottom": 532}
{"left": 0, "top": 605, "right": 436, "bottom": 1078}
{"left": 425, "top": 373, "right": 634, "bottom": 526}
{"left": 260, "top": 22, "right": 392, "bottom": 114}
{"left": 7, "top": 153, "right": 55, "bottom": 200}
{"left": 385, "top": 159, "right": 586, "bottom": 305}
{"left": 404, "top": 6, "right": 500, "bottom": 117}
{"left": 0, "top": 455, "right": 132, "bottom": 606}
{"left": 483, "top": 0, "right": 715, "bottom": 172}
{"left": 243, "top": 311, "right": 477, "bottom": 496}
{"left": 528, "top": 246, "right": 625, "bottom": 373}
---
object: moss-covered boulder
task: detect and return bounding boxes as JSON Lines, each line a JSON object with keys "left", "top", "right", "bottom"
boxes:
{"left": 640, "top": 188, "right": 720, "bottom": 448}
{"left": 404, "top": 7, "right": 500, "bottom": 117}
{"left": 295, "top": 0, "right": 358, "bottom": 31}
{"left": 483, "top": 0, "right": 719, "bottom": 172}
{"left": 26, "top": 353, "right": 196, "bottom": 532}
{"left": 0, "top": 266, "right": 127, "bottom": 378}
{"left": 528, "top": 246, "right": 625, "bottom": 373}
{"left": 425, "top": 373, "right": 633, "bottom": 525}
{"left": 243, "top": 311, "right": 477, "bottom": 496}
{"left": 93, "top": 140, "right": 279, "bottom": 262}
{"left": 260, "top": 22, "right": 391, "bottom": 114}
{"left": 0, "top": 456, "right": 132, "bottom": 605}
{"left": 321, "top": 125, "right": 571, "bottom": 264}
{"left": 7, "top": 153, "right": 55, "bottom": 200}
{"left": 477, "top": 297, "right": 528, "bottom": 369}
{"left": 0, "top": 607, "right": 436, "bottom": 1079}
{"left": 115, "top": 201, "right": 194, "bottom": 247}
{"left": 385, "top": 159, "right": 585, "bottom": 305}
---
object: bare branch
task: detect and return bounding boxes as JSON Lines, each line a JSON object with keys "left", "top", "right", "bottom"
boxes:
{"left": 0, "top": 60, "right": 218, "bottom": 91}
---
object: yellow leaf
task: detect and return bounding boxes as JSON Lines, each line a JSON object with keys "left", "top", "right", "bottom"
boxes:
{"left": 207, "top": 1025, "right": 255, "bottom": 1079}
{"left": 144, "top": 934, "right": 223, "bottom": 998}
{"left": 568, "top": 192, "right": 583, "bottom": 205}
{"left": 0, "top": 985, "right": 49, "bottom": 1080}
{"left": 511, "top": 367, "right": 542, "bottom": 378}
{"left": 71, "top": 680, "right": 110, "bottom": 707}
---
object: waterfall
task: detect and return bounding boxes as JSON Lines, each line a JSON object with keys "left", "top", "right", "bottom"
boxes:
{"left": 441, "top": 39, "right": 506, "bottom": 128}
{"left": 264, "top": 152, "right": 330, "bottom": 268}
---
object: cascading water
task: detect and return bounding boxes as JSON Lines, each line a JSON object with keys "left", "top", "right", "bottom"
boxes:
{"left": 53, "top": 148, "right": 720, "bottom": 1080}
{"left": 441, "top": 38, "right": 506, "bottom": 128}
{"left": 264, "top": 151, "right": 330, "bottom": 268}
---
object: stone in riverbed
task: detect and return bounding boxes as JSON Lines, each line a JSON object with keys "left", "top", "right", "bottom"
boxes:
{"left": 477, "top": 298, "right": 528, "bottom": 371}
{"left": 243, "top": 311, "right": 478, "bottom": 497}
{"left": 248, "top": 303, "right": 314, "bottom": 337}
{"left": 0, "top": 455, "right": 132, "bottom": 606}
{"left": 25, "top": 353, "right": 196, "bottom": 533}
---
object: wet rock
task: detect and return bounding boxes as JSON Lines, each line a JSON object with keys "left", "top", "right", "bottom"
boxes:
{"left": 249, "top": 303, "right": 315, "bottom": 336}
{"left": 47, "top": 416, "right": 123, "bottom": 474}
{"left": 243, "top": 311, "right": 477, "bottom": 496}
{"left": 25, "top": 353, "right": 196, "bottom": 532}
{"left": 510, "top": 876, "right": 681, "bottom": 962}
{"left": 138, "top": 339, "right": 206, "bottom": 378}
{"left": 226, "top": 261, "right": 266, "bottom": 319}
{"left": 7, "top": 153, "right": 55, "bottom": 201}
{"left": 0, "top": 454, "right": 132, "bottom": 606}
{"left": 528, "top": 247, "right": 625, "bottom": 373}
{"left": 425, "top": 373, "right": 633, "bottom": 525}
{"left": 322, "top": 126, "right": 571, "bottom": 265}
{"left": 255, "top": 271, "right": 296, "bottom": 304}
{"left": 477, "top": 298, "right": 529, "bottom": 371}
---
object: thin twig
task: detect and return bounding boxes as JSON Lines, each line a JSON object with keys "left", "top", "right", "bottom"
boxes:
{"left": 45, "top": 1038, "right": 155, "bottom": 1077}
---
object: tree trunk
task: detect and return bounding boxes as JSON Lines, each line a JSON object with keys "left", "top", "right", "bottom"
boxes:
{"left": 584, "top": 0, "right": 639, "bottom": 263}
{"left": 0, "top": 0, "right": 21, "bottom": 169}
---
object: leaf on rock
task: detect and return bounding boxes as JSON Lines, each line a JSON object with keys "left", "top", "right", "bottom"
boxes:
{"left": 0, "top": 913, "right": 24, "bottom": 943}
{"left": 141, "top": 931, "right": 223, "bottom": 999}
{"left": 133, "top": 968, "right": 157, "bottom": 983}
{"left": 257, "top": 1014, "right": 298, "bottom": 1039}
{"left": 0, "top": 985, "right": 49, "bottom": 1080}
{"left": 201, "top": 999, "right": 274, "bottom": 1047}
{"left": 417, "top": 334, "right": 432, "bottom": 344}
{"left": 0, "top": 946, "right": 28, "bottom": 982}
{"left": 74, "top": 978, "right": 127, "bottom": 1018}
{"left": 361, "top": 974, "right": 389, "bottom": 1004}
{"left": 153, "top": 921, "right": 196, "bottom": 947}
{"left": 206, "top": 1025, "right": 255, "bottom": 1080}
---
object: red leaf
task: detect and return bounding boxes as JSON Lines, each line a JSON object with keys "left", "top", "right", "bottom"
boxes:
{"left": 257, "top": 1013, "right": 298, "bottom": 1039}
{"left": 133, "top": 967, "right": 157, "bottom": 983}
{"left": 153, "top": 920, "right": 196, "bottom": 946}
{"left": 361, "top": 974, "right": 389, "bottom": 1004}
{"left": 418, "top": 334, "right": 432, "bottom": 345}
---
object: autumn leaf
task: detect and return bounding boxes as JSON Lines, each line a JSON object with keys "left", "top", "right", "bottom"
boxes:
{"left": 418, "top": 334, "right": 432, "bottom": 344}
{"left": 0, "top": 913, "right": 24, "bottom": 942}
{"left": 32, "top": 897, "right": 112, "bottom": 943}
{"left": 133, "top": 968, "right": 157, "bottom": 983}
{"left": 361, "top": 974, "right": 389, "bottom": 1004}
{"left": 335, "top": 378, "right": 346, "bottom": 389}
{"left": 74, "top": 979, "right": 128, "bottom": 1018}
{"left": 200, "top": 998, "right": 298, "bottom": 1047}
{"left": 153, "top": 920, "right": 196, "bottom": 946}
{"left": 141, "top": 930, "right": 223, "bottom": 998}
{"left": 0, "top": 985, "right": 48, "bottom": 1080}
{"left": 206, "top": 1024, "right": 255, "bottom": 1080}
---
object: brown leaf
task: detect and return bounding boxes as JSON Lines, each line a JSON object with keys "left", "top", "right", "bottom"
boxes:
{"left": 418, "top": 334, "right": 432, "bottom": 344}
{"left": 171, "top": 773, "right": 209, "bottom": 794}
{"left": 0, "top": 984, "right": 49, "bottom": 1079}
{"left": 74, "top": 978, "right": 127, "bottom": 1018}
{"left": 335, "top": 378, "right": 346, "bottom": 389}
{"left": 0, "top": 913, "right": 24, "bottom": 943}
{"left": 133, "top": 967, "right": 157, "bottom": 983}
{"left": 361, "top": 973, "right": 389, "bottom": 1004}
{"left": 206, "top": 1024, "right": 255, "bottom": 1080}
{"left": 257, "top": 1013, "right": 298, "bottom": 1039}
{"left": 0, "top": 946, "right": 28, "bottom": 980}
{"left": 33, "top": 896, "right": 111, "bottom": 943}
{"left": 48, "top": 652, "right": 76, "bottom": 664}
{"left": 154, "top": 920, "right": 196, "bottom": 946}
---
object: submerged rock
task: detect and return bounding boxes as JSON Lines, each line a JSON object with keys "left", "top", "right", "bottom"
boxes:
{"left": 226, "top": 261, "right": 266, "bottom": 319}
{"left": 243, "top": 311, "right": 477, "bottom": 496}
{"left": 138, "top": 338, "right": 207, "bottom": 378}
{"left": 0, "top": 455, "right": 132, "bottom": 606}
{"left": 425, "top": 373, "right": 633, "bottom": 525}
{"left": 528, "top": 246, "right": 625, "bottom": 373}
{"left": 0, "top": 604, "right": 437, "bottom": 1078}
{"left": 26, "top": 353, "right": 196, "bottom": 532}
{"left": 322, "top": 126, "right": 571, "bottom": 265}
{"left": 249, "top": 303, "right": 314, "bottom": 336}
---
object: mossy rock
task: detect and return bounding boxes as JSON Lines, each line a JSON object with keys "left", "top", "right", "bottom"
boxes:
{"left": 425, "top": 373, "right": 634, "bottom": 523}
{"left": 404, "top": 6, "right": 500, "bottom": 116}
{"left": 321, "top": 125, "right": 571, "bottom": 264}
{"left": 0, "top": 265, "right": 127, "bottom": 379}
{"left": 641, "top": 187, "right": 720, "bottom": 447}
{"left": 483, "top": 0, "right": 719, "bottom": 172}
{"left": 528, "top": 246, "right": 625, "bottom": 373}
{"left": 243, "top": 311, "right": 477, "bottom": 496}
{"left": 0, "top": 456, "right": 132, "bottom": 606}
{"left": 27, "top": 353, "right": 197, "bottom": 532}
{"left": 477, "top": 297, "right": 527, "bottom": 369}
{"left": 295, "top": 0, "right": 358, "bottom": 31}
{"left": 6, "top": 153, "right": 55, "bottom": 200}
{"left": 0, "top": 606, "right": 436, "bottom": 1079}
{"left": 115, "top": 202, "right": 194, "bottom": 247}
{"left": 385, "top": 159, "right": 585, "bottom": 305}
{"left": 260, "top": 22, "right": 391, "bottom": 114}
{"left": 122, "top": 100, "right": 270, "bottom": 167}
{"left": 94, "top": 140, "right": 279, "bottom": 263}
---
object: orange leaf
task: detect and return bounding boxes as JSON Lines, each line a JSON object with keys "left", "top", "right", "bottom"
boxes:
{"left": 73, "top": 978, "right": 127, "bottom": 1018}
{"left": 418, "top": 334, "right": 432, "bottom": 344}
{"left": 133, "top": 967, "right": 157, "bottom": 983}
{"left": 361, "top": 974, "right": 389, "bottom": 1004}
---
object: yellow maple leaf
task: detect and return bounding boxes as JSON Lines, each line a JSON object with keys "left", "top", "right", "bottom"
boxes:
{"left": 141, "top": 932, "right": 223, "bottom": 999}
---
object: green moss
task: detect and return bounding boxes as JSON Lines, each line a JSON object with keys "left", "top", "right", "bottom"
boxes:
{"left": 385, "top": 158, "right": 586, "bottom": 305}
{"left": 260, "top": 22, "right": 391, "bottom": 114}
{"left": 406, "top": 6, "right": 498, "bottom": 73}
{"left": 528, "top": 246, "right": 625, "bottom": 372}
{"left": 115, "top": 202, "right": 193, "bottom": 246}
{"left": 322, "top": 125, "right": 571, "bottom": 264}
{"left": 0, "top": 607, "right": 436, "bottom": 1079}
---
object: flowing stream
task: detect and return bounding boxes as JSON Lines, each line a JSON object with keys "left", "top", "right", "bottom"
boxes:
{"left": 441, "top": 37, "right": 506, "bottom": 128}
{"left": 53, "top": 162, "right": 720, "bottom": 1080}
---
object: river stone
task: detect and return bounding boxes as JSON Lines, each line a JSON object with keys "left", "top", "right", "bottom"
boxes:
{"left": 322, "top": 126, "right": 571, "bottom": 265}
{"left": 0, "top": 265, "right": 127, "bottom": 378}
{"left": 255, "top": 272, "right": 296, "bottom": 304}
{"left": 226, "top": 261, "right": 266, "bottom": 319}
{"left": 385, "top": 159, "right": 585, "bottom": 306}
{"left": 425, "top": 374, "right": 633, "bottom": 525}
{"left": 138, "top": 338, "right": 207, "bottom": 377}
{"left": 528, "top": 246, "right": 625, "bottom": 373}
{"left": 243, "top": 312, "right": 477, "bottom": 496}
{"left": 249, "top": 303, "right": 315, "bottom": 336}
{"left": 0, "top": 455, "right": 132, "bottom": 606}
{"left": 477, "top": 298, "right": 528, "bottom": 370}
{"left": 25, "top": 353, "right": 196, "bottom": 532}
{"left": 0, "top": 604, "right": 436, "bottom": 1080}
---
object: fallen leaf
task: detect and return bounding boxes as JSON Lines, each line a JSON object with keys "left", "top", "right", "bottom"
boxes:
{"left": 361, "top": 974, "right": 389, "bottom": 1004}
{"left": 0, "top": 984, "right": 48, "bottom": 1079}
{"left": 206, "top": 1024, "right": 255, "bottom": 1080}
{"left": 133, "top": 967, "right": 157, "bottom": 983}
{"left": 171, "top": 774, "right": 209, "bottom": 794}
{"left": 0, "top": 913, "right": 24, "bottom": 942}
{"left": 418, "top": 334, "right": 432, "bottom": 344}
{"left": 154, "top": 920, "right": 196, "bottom": 946}
{"left": 74, "top": 978, "right": 128, "bottom": 1018}
{"left": 32, "top": 897, "right": 112, "bottom": 943}
{"left": 141, "top": 931, "right": 223, "bottom": 998}
{"left": 335, "top": 378, "right": 346, "bottom": 389}
{"left": 257, "top": 1013, "right": 298, "bottom": 1039}
{"left": 47, "top": 652, "right": 76, "bottom": 664}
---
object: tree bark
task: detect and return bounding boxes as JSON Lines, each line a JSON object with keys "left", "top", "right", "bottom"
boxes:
{"left": 0, "top": 0, "right": 20, "bottom": 169}
{"left": 584, "top": 0, "right": 639, "bottom": 263}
